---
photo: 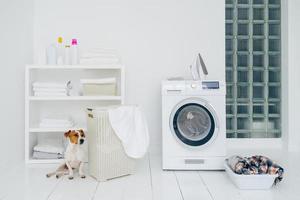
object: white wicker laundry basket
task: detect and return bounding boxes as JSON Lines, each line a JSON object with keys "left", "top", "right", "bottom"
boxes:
{"left": 87, "top": 107, "right": 136, "bottom": 181}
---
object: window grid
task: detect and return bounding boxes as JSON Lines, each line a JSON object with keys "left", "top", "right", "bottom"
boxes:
{"left": 225, "top": 0, "right": 281, "bottom": 138}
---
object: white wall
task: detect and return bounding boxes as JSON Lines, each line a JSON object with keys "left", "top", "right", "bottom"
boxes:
{"left": 281, "top": 0, "right": 289, "bottom": 150}
{"left": 286, "top": 0, "right": 300, "bottom": 151}
{"left": 0, "top": 0, "right": 33, "bottom": 167}
{"left": 33, "top": 0, "right": 225, "bottom": 148}
{"left": 0, "top": 0, "right": 298, "bottom": 165}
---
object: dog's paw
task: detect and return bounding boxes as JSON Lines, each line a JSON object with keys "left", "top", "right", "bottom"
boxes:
{"left": 80, "top": 175, "right": 86, "bottom": 179}
{"left": 68, "top": 176, "right": 74, "bottom": 180}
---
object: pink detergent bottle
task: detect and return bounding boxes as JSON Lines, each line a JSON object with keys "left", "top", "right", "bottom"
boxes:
{"left": 71, "top": 38, "right": 79, "bottom": 65}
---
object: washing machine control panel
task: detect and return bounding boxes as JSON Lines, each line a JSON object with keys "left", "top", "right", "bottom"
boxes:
{"left": 162, "top": 80, "right": 225, "bottom": 96}
{"left": 185, "top": 80, "right": 225, "bottom": 95}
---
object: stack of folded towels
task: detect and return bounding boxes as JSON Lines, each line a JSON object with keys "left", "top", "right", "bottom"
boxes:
{"left": 39, "top": 115, "right": 74, "bottom": 128}
{"left": 32, "top": 81, "right": 72, "bottom": 97}
{"left": 33, "top": 136, "right": 64, "bottom": 159}
{"left": 80, "top": 48, "right": 120, "bottom": 65}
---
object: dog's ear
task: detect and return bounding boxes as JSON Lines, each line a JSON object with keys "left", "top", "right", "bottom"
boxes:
{"left": 64, "top": 130, "right": 71, "bottom": 137}
{"left": 79, "top": 129, "right": 85, "bottom": 137}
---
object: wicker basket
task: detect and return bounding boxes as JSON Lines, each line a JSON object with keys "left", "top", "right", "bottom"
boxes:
{"left": 81, "top": 78, "right": 117, "bottom": 96}
{"left": 87, "top": 107, "right": 136, "bottom": 181}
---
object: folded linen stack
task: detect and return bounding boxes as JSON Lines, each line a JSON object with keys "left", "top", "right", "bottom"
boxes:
{"left": 33, "top": 137, "right": 64, "bottom": 159}
{"left": 80, "top": 48, "right": 120, "bottom": 65}
{"left": 39, "top": 115, "right": 74, "bottom": 128}
{"left": 33, "top": 81, "right": 72, "bottom": 97}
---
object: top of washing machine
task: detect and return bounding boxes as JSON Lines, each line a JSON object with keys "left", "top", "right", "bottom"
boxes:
{"left": 162, "top": 79, "right": 226, "bottom": 96}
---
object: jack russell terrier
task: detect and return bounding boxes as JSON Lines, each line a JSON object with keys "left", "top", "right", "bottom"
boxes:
{"left": 46, "top": 129, "right": 86, "bottom": 179}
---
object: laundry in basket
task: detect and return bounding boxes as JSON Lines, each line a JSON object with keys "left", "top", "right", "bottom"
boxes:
{"left": 225, "top": 155, "right": 284, "bottom": 189}
{"left": 108, "top": 105, "right": 150, "bottom": 159}
{"left": 86, "top": 105, "right": 149, "bottom": 181}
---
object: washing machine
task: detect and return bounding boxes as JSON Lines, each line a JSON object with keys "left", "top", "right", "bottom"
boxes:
{"left": 162, "top": 79, "right": 226, "bottom": 170}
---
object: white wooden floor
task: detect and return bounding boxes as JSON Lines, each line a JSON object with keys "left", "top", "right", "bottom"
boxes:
{"left": 0, "top": 150, "right": 299, "bottom": 200}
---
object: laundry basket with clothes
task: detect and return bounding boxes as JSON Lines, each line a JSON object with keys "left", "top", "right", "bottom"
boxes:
{"left": 225, "top": 155, "right": 284, "bottom": 189}
{"left": 86, "top": 105, "right": 149, "bottom": 181}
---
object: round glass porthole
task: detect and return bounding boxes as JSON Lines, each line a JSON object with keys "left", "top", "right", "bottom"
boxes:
{"left": 172, "top": 103, "right": 215, "bottom": 146}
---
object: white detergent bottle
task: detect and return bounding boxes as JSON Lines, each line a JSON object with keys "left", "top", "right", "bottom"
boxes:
{"left": 70, "top": 38, "right": 79, "bottom": 65}
{"left": 57, "top": 37, "right": 64, "bottom": 65}
{"left": 46, "top": 44, "right": 57, "bottom": 65}
{"left": 64, "top": 45, "right": 71, "bottom": 65}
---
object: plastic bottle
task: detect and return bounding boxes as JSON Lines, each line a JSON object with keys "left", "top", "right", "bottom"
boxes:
{"left": 64, "top": 45, "right": 71, "bottom": 65}
{"left": 46, "top": 44, "right": 57, "bottom": 65}
{"left": 70, "top": 39, "right": 79, "bottom": 65}
{"left": 57, "top": 37, "right": 64, "bottom": 65}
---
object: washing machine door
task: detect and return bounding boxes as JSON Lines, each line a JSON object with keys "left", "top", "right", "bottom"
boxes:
{"left": 170, "top": 99, "right": 217, "bottom": 147}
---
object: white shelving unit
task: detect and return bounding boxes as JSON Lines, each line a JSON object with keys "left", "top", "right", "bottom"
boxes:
{"left": 28, "top": 96, "right": 123, "bottom": 101}
{"left": 25, "top": 64, "right": 125, "bottom": 164}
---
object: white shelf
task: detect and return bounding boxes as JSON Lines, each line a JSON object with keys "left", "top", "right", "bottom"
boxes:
{"left": 27, "top": 64, "right": 123, "bottom": 69}
{"left": 29, "top": 126, "right": 87, "bottom": 133}
{"left": 25, "top": 63, "right": 125, "bottom": 164}
{"left": 28, "top": 158, "right": 63, "bottom": 164}
{"left": 29, "top": 96, "right": 122, "bottom": 101}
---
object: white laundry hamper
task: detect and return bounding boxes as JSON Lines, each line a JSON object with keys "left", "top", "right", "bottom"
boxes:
{"left": 87, "top": 107, "right": 136, "bottom": 181}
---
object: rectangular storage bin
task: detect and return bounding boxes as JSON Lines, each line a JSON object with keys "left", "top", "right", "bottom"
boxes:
{"left": 81, "top": 78, "right": 117, "bottom": 96}
{"left": 224, "top": 162, "right": 278, "bottom": 189}
{"left": 87, "top": 107, "right": 136, "bottom": 181}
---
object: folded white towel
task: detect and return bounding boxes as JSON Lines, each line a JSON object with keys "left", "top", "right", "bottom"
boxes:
{"left": 39, "top": 122, "right": 74, "bottom": 128}
{"left": 33, "top": 144, "right": 64, "bottom": 154}
{"left": 34, "top": 86, "right": 70, "bottom": 90}
{"left": 80, "top": 57, "right": 120, "bottom": 65}
{"left": 39, "top": 116, "right": 74, "bottom": 128}
{"left": 41, "top": 115, "right": 73, "bottom": 122}
{"left": 80, "top": 52, "right": 119, "bottom": 59}
{"left": 41, "top": 119, "right": 73, "bottom": 125}
{"left": 32, "top": 81, "right": 72, "bottom": 89}
{"left": 108, "top": 105, "right": 149, "bottom": 159}
{"left": 33, "top": 151, "right": 63, "bottom": 159}
{"left": 85, "top": 48, "right": 117, "bottom": 54}
{"left": 34, "top": 92, "right": 68, "bottom": 97}
{"left": 33, "top": 88, "right": 68, "bottom": 93}
{"left": 80, "top": 77, "right": 116, "bottom": 84}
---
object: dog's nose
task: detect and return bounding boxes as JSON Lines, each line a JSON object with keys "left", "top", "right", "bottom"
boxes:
{"left": 80, "top": 139, "right": 84, "bottom": 144}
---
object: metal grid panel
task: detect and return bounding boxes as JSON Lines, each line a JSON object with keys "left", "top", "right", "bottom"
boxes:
{"left": 225, "top": 0, "right": 281, "bottom": 138}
